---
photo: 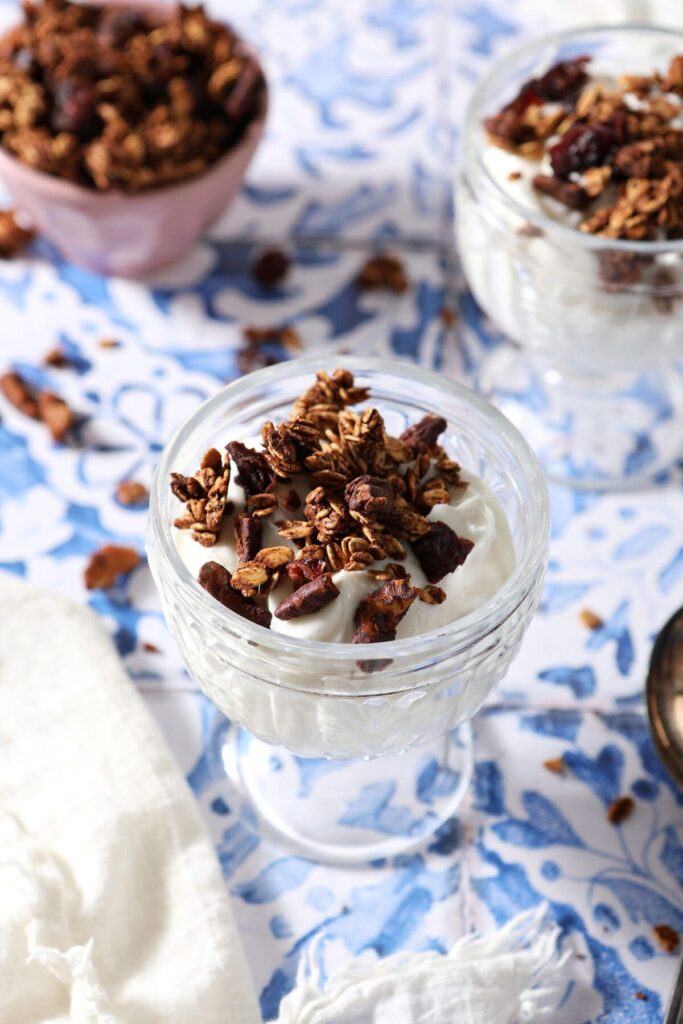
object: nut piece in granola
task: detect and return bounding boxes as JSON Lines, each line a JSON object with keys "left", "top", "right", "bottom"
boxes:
{"left": 225, "top": 440, "right": 273, "bottom": 498}
{"left": 198, "top": 560, "right": 271, "bottom": 628}
{"left": 84, "top": 544, "right": 140, "bottom": 590}
{"left": 274, "top": 573, "right": 340, "bottom": 620}
{"left": 352, "top": 579, "right": 420, "bottom": 644}
{"left": 412, "top": 522, "right": 474, "bottom": 584}
{"left": 234, "top": 514, "right": 262, "bottom": 563}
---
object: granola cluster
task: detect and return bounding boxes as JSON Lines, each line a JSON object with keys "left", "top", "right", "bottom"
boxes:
{"left": 171, "top": 368, "right": 476, "bottom": 646}
{"left": 0, "top": 0, "right": 265, "bottom": 191}
{"left": 485, "top": 55, "right": 683, "bottom": 246}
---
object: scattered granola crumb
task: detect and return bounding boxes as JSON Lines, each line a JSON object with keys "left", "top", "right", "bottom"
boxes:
{"left": 251, "top": 247, "right": 290, "bottom": 288}
{"left": 544, "top": 757, "right": 565, "bottom": 775}
{"left": 43, "top": 347, "right": 72, "bottom": 369}
{"left": 84, "top": 544, "right": 140, "bottom": 590}
{"left": 142, "top": 641, "right": 160, "bottom": 653}
{"left": 0, "top": 371, "right": 40, "bottom": 419}
{"left": 0, "top": 210, "right": 33, "bottom": 258}
{"left": 516, "top": 222, "right": 544, "bottom": 238}
{"left": 653, "top": 924, "right": 680, "bottom": 954}
{"left": 98, "top": 338, "right": 121, "bottom": 349}
{"left": 357, "top": 252, "right": 409, "bottom": 293}
{"left": 635, "top": 992, "right": 647, "bottom": 1001}
{"left": 37, "top": 390, "right": 75, "bottom": 442}
{"left": 1, "top": 371, "right": 75, "bottom": 441}
{"left": 243, "top": 324, "right": 302, "bottom": 352}
{"left": 439, "top": 306, "right": 458, "bottom": 327}
{"left": 508, "top": 170, "right": 522, "bottom": 181}
{"left": 607, "top": 795, "right": 635, "bottom": 825}
{"left": 580, "top": 608, "right": 603, "bottom": 630}
{"left": 116, "top": 480, "right": 149, "bottom": 507}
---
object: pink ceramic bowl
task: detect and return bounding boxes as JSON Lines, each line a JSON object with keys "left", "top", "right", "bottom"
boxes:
{"left": 0, "top": 60, "right": 267, "bottom": 278}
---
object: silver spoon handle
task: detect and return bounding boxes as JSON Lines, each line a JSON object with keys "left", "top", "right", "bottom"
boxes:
{"left": 667, "top": 959, "right": 683, "bottom": 1023}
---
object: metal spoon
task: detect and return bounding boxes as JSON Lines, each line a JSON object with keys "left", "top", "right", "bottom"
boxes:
{"left": 646, "top": 605, "right": 683, "bottom": 1023}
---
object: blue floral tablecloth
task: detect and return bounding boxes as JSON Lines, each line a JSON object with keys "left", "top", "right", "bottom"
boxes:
{"left": 1, "top": 0, "right": 682, "bottom": 1020}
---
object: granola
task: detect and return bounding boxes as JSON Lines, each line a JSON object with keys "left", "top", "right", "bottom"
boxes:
{"left": 0, "top": 0, "right": 265, "bottom": 192}
{"left": 170, "top": 369, "right": 488, "bottom": 641}
{"left": 485, "top": 54, "right": 683, "bottom": 246}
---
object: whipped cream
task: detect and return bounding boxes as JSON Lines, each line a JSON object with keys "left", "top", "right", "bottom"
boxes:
{"left": 174, "top": 464, "right": 515, "bottom": 643}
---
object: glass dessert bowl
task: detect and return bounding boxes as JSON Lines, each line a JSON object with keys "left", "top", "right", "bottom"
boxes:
{"left": 457, "top": 26, "right": 683, "bottom": 489}
{"left": 148, "top": 357, "right": 549, "bottom": 863}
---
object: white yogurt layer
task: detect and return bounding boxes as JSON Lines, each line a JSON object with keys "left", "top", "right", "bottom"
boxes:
{"left": 174, "top": 464, "right": 515, "bottom": 643}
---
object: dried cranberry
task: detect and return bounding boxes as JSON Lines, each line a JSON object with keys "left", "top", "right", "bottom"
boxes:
{"left": 550, "top": 122, "right": 616, "bottom": 179}
{"left": 534, "top": 57, "right": 589, "bottom": 102}
{"left": 97, "top": 7, "right": 145, "bottom": 47}
{"left": 286, "top": 557, "right": 326, "bottom": 587}
{"left": 149, "top": 42, "right": 178, "bottom": 87}
{"left": 225, "top": 441, "right": 273, "bottom": 498}
{"left": 13, "top": 47, "right": 36, "bottom": 74}
{"left": 51, "top": 77, "right": 99, "bottom": 138}
{"left": 412, "top": 522, "right": 474, "bottom": 584}
{"left": 400, "top": 413, "right": 447, "bottom": 455}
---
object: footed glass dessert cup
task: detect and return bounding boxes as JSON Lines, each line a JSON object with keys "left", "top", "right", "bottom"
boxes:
{"left": 457, "top": 25, "right": 683, "bottom": 489}
{"left": 148, "top": 357, "right": 549, "bottom": 863}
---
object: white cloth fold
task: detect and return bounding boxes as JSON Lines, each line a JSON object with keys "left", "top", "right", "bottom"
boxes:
{"left": 0, "top": 572, "right": 261, "bottom": 1024}
{"left": 276, "top": 905, "right": 571, "bottom": 1024}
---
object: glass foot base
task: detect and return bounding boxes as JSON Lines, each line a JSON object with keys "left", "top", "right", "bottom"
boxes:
{"left": 478, "top": 347, "right": 683, "bottom": 490}
{"left": 222, "top": 725, "right": 473, "bottom": 865}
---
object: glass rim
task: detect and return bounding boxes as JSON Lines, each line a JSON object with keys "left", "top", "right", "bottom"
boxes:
{"left": 462, "top": 22, "right": 683, "bottom": 256}
{"left": 148, "top": 355, "right": 550, "bottom": 665}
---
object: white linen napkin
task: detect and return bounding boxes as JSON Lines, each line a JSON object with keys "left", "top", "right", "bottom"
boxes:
{"left": 0, "top": 571, "right": 261, "bottom": 1024}
{"left": 276, "top": 905, "right": 571, "bottom": 1024}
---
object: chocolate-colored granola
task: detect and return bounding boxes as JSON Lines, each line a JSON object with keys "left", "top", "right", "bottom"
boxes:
{"left": 171, "top": 446, "right": 230, "bottom": 547}
{"left": 352, "top": 579, "right": 420, "bottom": 644}
{"left": 486, "top": 54, "right": 683, "bottom": 246}
{"left": 170, "top": 368, "right": 478, "bottom": 636}
{"left": 0, "top": 0, "right": 265, "bottom": 192}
